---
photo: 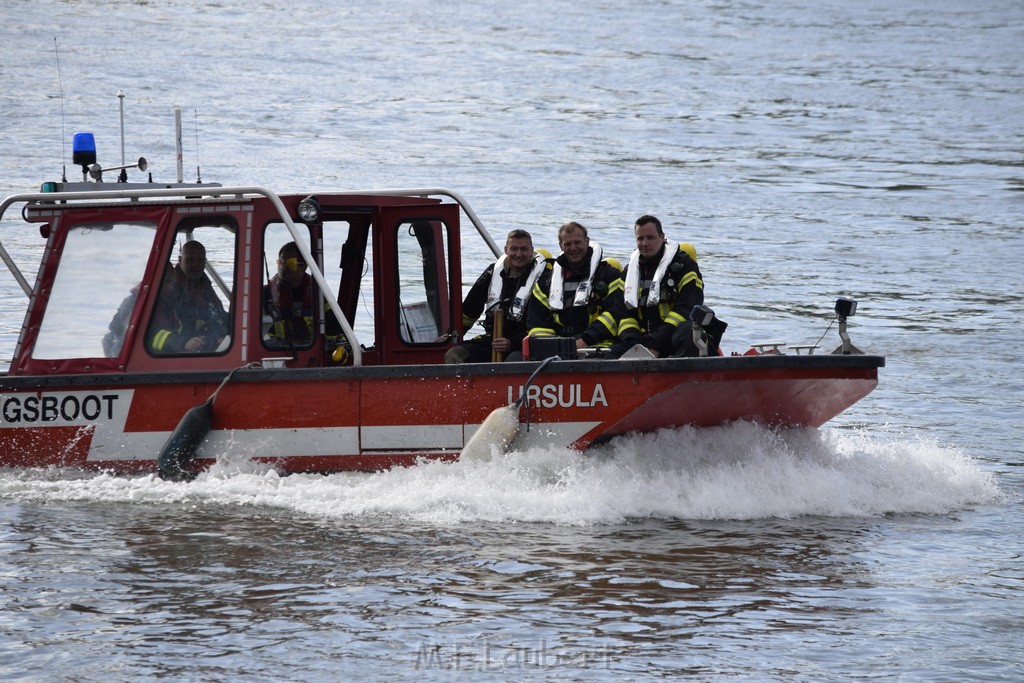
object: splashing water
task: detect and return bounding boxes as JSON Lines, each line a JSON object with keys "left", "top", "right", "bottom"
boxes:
{"left": 0, "top": 423, "right": 1002, "bottom": 524}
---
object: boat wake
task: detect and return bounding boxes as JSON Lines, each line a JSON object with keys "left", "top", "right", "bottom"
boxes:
{"left": 0, "top": 422, "right": 1003, "bottom": 524}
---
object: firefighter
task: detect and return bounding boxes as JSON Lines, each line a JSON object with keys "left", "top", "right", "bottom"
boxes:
{"left": 445, "top": 229, "right": 547, "bottom": 363}
{"left": 261, "top": 241, "right": 351, "bottom": 362}
{"left": 148, "top": 240, "right": 230, "bottom": 354}
{"left": 264, "top": 241, "right": 315, "bottom": 347}
{"left": 526, "top": 221, "right": 622, "bottom": 354}
{"left": 610, "top": 215, "right": 721, "bottom": 358}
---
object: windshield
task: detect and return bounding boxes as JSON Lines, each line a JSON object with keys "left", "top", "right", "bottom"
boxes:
{"left": 33, "top": 221, "right": 158, "bottom": 359}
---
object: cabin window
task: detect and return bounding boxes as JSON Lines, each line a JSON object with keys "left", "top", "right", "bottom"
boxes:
{"left": 262, "top": 221, "right": 357, "bottom": 357}
{"left": 395, "top": 219, "right": 452, "bottom": 345}
{"left": 33, "top": 221, "right": 158, "bottom": 360}
{"left": 145, "top": 221, "right": 236, "bottom": 356}
{"left": 324, "top": 219, "right": 374, "bottom": 349}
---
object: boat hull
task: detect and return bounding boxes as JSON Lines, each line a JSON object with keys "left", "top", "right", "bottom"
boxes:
{"left": 0, "top": 355, "right": 882, "bottom": 474}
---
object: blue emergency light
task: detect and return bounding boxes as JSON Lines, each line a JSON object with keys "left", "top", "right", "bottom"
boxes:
{"left": 72, "top": 132, "right": 97, "bottom": 172}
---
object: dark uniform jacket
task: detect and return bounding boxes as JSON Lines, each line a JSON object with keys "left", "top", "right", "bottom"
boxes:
{"left": 148, "top": 267, "right": 229, "bottom": 354}
{"left": 526, "top": 249, "right": 623, "bottom": 347}
{"left": 264, "top": 273, "right": 314, "bottom": 346}
{"left": 615, "top": 243, "right": 704, "bottom": 356}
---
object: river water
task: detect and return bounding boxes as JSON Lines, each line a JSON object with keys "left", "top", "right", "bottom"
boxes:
{"left": 1, "top": 0, "right": 1022, "bottom": 680}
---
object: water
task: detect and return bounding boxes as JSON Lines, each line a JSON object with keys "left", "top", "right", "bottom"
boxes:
{"left": 1, "top": 0, "right": 1022, "bottom": 679}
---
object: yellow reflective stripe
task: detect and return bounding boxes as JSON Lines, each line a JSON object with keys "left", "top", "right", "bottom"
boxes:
{"left": 676, "top": 272, "right": 703, "bottom": 291}
{"left": 618, "top": 317, "right": 640, "bottom": 335}
{"left": 595, "top": 311, "right": 617, "bottom": 335}
{"left": 529, "top": 327, "right": 557, "bottom": 338}
{"left": 271, "top": 315, "right": 314, "bottom": 337}
{"left": 606, "top": 277, "right": 624, "bottom": 294}
{"left": 665, "top": 310, "right": 686, "bottom": 327}
{"left": 151, "top": 329, "right": 172, "bottom": 351}
{"left": 532, "top": 282, "right": 549, "bottom": 307}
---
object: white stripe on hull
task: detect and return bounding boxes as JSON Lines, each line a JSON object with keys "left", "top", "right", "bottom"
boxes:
{"left": 361, "top": 424, "right": 463, "bottom": 450}
{"left": 87, "top": 426, "right": 364, "bottom": 462}
{"left": 99, "top": 421, "right": 603, "bottom": 463}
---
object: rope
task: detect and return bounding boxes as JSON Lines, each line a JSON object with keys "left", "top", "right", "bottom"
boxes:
{"left": 811, "top": 315, "right": 837, "bottom": 350}
{"left": 517, "top": 355, "right": 559, "bottom": 432}
{"left": 209, "top": 362, "right": 258, "bottom": 405}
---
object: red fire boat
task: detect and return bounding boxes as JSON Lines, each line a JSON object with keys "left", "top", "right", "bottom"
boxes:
{"left": 0, "top": 125, "right": 883, "bottom": 479}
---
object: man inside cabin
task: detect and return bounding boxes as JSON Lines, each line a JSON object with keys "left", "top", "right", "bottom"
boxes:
{"left": 444, "top": 229, "right": 547, "bottom": 363}
{"left": 526, "top": 221, "right": 623, "bottom": 354}
{"left": 609, "top": 214, "right": 722, "bottom": 358}
{"left": 264, "top": 241, "right": 314, "bottom": 347}
{"left": 148, "top": 240, "right": 230, "bottom": 354}
{"left": 262, "top": 240, "right": 351, "bottom": 361}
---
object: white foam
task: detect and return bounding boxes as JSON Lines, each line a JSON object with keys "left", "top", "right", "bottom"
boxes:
{"left": 0, "top": 423, "right": 1004, "bottom": 524}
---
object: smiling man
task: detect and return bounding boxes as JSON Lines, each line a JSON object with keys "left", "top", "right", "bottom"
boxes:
{"left": 525, "top": 221, "right": 623, "bottom": 355}
{"left": 445, "top": 229, "right": 548, "bottom": 364}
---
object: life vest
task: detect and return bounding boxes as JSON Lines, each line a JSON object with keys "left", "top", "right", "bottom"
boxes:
{"left": 548, "top": 242, "right": 605, "bottom": 310}
{"left": 485, "top": 251, "right": 548, "bottom": 322}
{"left": 528, "top": 249, "right": 623, "bottom": 346}
{"left": 618, "top": 242, "right": 702, "bottom": 336}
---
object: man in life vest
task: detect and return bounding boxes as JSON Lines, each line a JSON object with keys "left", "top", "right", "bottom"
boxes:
{"left": 610, "top": 215, "right": 721, "bottom": 358}
{"left": 444, "top": 229, "right": 547, "bottom": 363}
{"left": 264, "top": 241, "right": 315, "bottom": 347}
{"left": 526, "top": 221, "right": 623, "bottom": 353}
{"left": 148, "top": 240, "right": 230, "bottom": 354}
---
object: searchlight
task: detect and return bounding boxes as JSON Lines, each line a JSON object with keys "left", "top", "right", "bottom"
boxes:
{"left": 297, "top": 195, "right": 321, "bottom": 223}
{"left": 689, "top": 304, "right": 717, "bottom": 357}
{"left": 833, "top": 298, "right": 862, "bottom": 355}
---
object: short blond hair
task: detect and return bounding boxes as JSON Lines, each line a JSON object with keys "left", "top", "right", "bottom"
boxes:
{"left": 558, "top": 221, "right": 588, "bottom": 240}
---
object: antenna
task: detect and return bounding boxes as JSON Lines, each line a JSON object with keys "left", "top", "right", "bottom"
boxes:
{"left": 194, "top": 108, "right": 202, "bottom": 183}
{"left": 117, "top": 90, "right": 126, "bottom": 166}
{"left": 117, "top": 90, "right": 128, "bottom": 181}
{"left": 53, "top": 37, "right": 67, "bottom": 183}
{"left": 174, "top": 105, "right": 183, "bottom": 183}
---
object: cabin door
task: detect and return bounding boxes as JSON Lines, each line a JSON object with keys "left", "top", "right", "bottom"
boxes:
{"left": 359, "top": 202, "right": 464, "bottom": 454}
{"left": 374, "top": 203, "right": 461, "bottom": 365}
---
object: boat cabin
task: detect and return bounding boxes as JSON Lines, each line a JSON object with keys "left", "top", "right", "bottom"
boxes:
{"left": 3, "top": 183, "right": 496, "bottom": 376}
